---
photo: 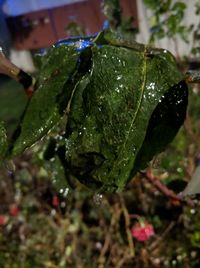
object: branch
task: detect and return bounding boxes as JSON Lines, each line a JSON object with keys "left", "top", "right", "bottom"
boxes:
{"left": 98, "top": 203, "right": 121, "bottom": 267}
{"left": 119, "top": 195, "right": 135, "bottom": 257}
{"left": 141, "top": 169, "right": 195, "bottom": 207}
{"left": 0, "top": 50, "right": 35, "bottom": 96}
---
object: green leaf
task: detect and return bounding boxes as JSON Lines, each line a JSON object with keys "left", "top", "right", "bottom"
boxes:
{"left": 10, "top": 45, "right": 80, "bottom": 157}
{"left": 64, "top": 37, "right": 186, "bottom": 192}
{"left": 133, "top": 80, "right": 188, "bottom": 173}
{"left": 143, "top": 0, "right": 158, "bottom": 9}
{"left": 103, "top": 0, "right": 122, "bottom": 29}
{"left": 171, "top": 2, "right": 186, "bottom": 12}
{"left": 4, "top": 29, "right": 188, "bottom": 192}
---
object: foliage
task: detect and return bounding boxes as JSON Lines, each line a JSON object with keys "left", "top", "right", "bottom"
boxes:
{"left": 65, "top": 22, "right": 86, "bottom": 37}
{"left": 0, "top": 31, "right": 188, "bottom": 192}
{"left": 190, "top": 1, "right": 200, "bottom": 57}
{"left": 143, "top": 0, "right": 190, "bottom": 45}
{"left": 103, "top": 0, "right": 137, "bottom": 38}
{"left": 103, "top": 0, "right": 122, "bottom": 29}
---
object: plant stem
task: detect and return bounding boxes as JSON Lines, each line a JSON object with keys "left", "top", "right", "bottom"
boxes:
{"left": 0, "top": 51, "right": 34, "bottom": 96}
{"left": 119, "top": 195, "right": 135, "bottom": 257}
{"left": 141, "top": 169, "right": 195, "bottom": 207}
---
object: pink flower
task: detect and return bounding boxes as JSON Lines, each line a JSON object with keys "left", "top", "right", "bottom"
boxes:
{"left": 52, "top": 195, "right": 60, "bottom": 207}
{"left": 131, "top": 222, "right": 155, "bottom": 242}
{"left": 9, "top": 204, "right": 20, "bottom": 217}
{"left": 0, "top": 215, "right": 7, "bottom": 225}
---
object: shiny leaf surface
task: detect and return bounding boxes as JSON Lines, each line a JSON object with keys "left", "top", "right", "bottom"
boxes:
{"left": 3, "top": 30, "right": 188, "bottom": 192}
{"left": 63, "top": 36, "right": 187, "bottom": 191}
{"left": 11, "top": 45, "right": 80, "bottom": 156}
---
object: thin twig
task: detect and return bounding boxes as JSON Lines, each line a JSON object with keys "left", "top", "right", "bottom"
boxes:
{"left": 148, "top": 221, "right": 175, "bottom": 251}
{"left": 98, "top": 203, "right": 121, "bottom": 268}
{"left": 0, "top": 51, "right": 35, "bottom": 96}
{"left": 141, "top": 169, "right": 195, "bottom": 207}
{"left": 119, "top": 195, "right": 135, "bottom": 257}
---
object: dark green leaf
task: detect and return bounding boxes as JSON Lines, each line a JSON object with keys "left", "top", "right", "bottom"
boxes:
{"left": 171, "top": 2, "right": 186, "bottom": 12}
{"left": 10, "top": 45, "right": 80, "bottom": 156}
{"left": 3, "top": 29, "right": 188, "bottom": 192}
{"left": 64, "top": 36, "right": 186, "bottom": 192}
{"left": 133, "top": 80, "right": 188, "bottom": 173}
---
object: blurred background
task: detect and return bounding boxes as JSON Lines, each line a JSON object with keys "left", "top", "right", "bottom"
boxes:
{"left": 0, "top": 0, "right": 199, "bottom": 72}
{"left": 0, "top": 1, "right": 200, "bottom": 267}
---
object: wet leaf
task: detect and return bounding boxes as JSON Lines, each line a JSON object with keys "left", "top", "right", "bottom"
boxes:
{"left": 3, "top": 30, "right": 188, "bottom": 192}
{"left": 63, "top": 34, "right": 187, "bottom": 191}
{"left": 133, "top": 80, "right": 188, "bottom": 173}
{"left": 10, "top": 45, "right": 80, "bottom": 156}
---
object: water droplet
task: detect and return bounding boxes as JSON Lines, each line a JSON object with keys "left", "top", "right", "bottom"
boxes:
{"left": 132, "top": 146, "right": 136, "bottom": 154}
{"left": 117, "top": 75, "right": 122, "bottom": 80}
{"left": 64, "top": 188, "right": 69, "bottom": 197}
{"left": 147, "top": 91, "right": 155, "bottom": 98}
{"left": 118, "top": 59, "right": 122, "bottom": 64}
{"left": 147, "top": 82, "right": 156, "bottom": 90}
{"left": 60, "top": 188, "right": 69, "bottom": 197}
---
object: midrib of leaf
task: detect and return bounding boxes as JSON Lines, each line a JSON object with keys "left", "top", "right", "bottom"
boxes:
{"left": 108, "top": 47, "right": 148, "bottom": 178}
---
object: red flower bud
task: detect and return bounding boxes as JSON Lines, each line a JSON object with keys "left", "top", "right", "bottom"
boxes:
{"left": 52, "top": 195, "right": 60, "bottom": 207}
{"left": 131, "top": 222, "right": 155, "bottom": 242}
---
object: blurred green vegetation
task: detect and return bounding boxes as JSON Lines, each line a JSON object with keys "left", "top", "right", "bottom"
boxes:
{"left": 0, "top": 77, "right": 28, "bottom": 134}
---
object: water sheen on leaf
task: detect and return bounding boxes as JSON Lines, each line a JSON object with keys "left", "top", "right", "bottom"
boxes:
{"left": 4, "top": 30, "right": 188, "bottom": 192}
{"left": 133, "top": 80, "right": 188, "bottom": 174}
{"left": 63, "top": 40, "right": 187, "bottom": 192}
{"left": 10, "top": 45, "right": 80, "bottom": 156}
